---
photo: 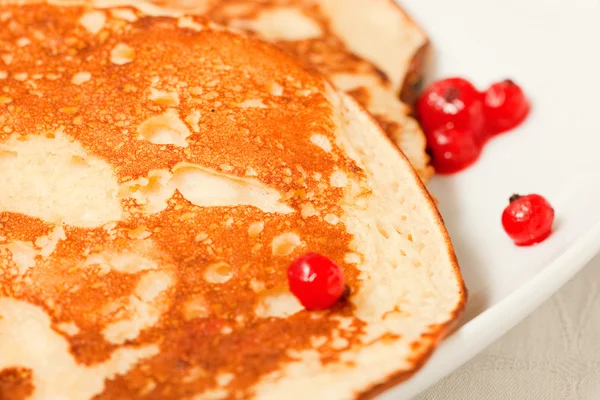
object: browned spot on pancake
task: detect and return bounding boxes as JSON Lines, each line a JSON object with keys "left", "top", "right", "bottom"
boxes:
{"left": 0, "top": 367, "right": 33, "bottom": 400}
{"left": 98, "top": 308, "right": 365, "bottom": 399}
{"left": 0, "top": 213, "right": 52, "bottom": 243}
{"left": 69, "top": 332, "right": 119, "bottom": 366}
{"left": 374, "top": 115, "right": 402, "bottom": 141}
{"left": 346, "top": 86, "right": 372, "bottom": 109}
{"left": 400, "top": 42, "right": 428, "bottom": 108}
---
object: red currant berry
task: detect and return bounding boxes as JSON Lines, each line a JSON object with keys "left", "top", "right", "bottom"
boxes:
{"left": 287, "top": 253, "right": 345, "bottom": 310}
{"left": 483, "top": 79, "right": 530, "bottom": 135}
{"left": 426, "top": 126, "right": 481, "bottom": 174}
{"left": 417, "top": 77, "right": 485, "bottom": 141}
{"left": 502, "top": 194, "right": 554, "bottom": 246}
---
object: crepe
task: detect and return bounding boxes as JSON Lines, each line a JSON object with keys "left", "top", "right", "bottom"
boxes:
{"left": 0, "top": 3, "right": 465, "bottom": 399}
{"left": 84, "top": 0, "right": 434, "bottom": 180}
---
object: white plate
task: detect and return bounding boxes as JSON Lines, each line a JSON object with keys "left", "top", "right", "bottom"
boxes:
{"left": 382, "top": 0, "right": 600, "bottom": 398}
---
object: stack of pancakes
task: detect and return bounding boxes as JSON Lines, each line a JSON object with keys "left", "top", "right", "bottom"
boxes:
{"left": 0, "top": 2, "right": 465, "bottom": 399}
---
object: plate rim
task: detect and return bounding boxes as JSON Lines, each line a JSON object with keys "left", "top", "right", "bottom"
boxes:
{"left": 382, "top": 216, "right": 600, "bottom": 399}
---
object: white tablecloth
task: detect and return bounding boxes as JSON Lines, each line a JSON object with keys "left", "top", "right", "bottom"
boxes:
{"left": 416, "top": 253, "right": 600, "bottom": 399}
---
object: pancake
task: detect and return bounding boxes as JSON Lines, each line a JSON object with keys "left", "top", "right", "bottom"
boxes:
{"left": 0, "top": 3, "right": 465, "bottom": 399}
{"left": 84, "top": 0, "right": 434, "bottom": 181}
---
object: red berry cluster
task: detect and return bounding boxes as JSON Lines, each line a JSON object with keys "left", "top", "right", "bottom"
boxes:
{"left": 284, "top": 79, "right": 541, "bottom": 310}
{"left": 417, "top": 78, "right": 530, "bottom": 174}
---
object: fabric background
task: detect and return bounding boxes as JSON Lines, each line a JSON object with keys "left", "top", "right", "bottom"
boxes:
{"left": 416, "top": 253, "right": 600, "bottom": 399}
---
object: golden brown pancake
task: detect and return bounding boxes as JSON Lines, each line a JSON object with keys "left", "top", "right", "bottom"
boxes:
{"left": 83, "top": 0, "right": 434, "bottom": 181}
{"left": 0, "top": 3, "right": 464, "bottom": 399}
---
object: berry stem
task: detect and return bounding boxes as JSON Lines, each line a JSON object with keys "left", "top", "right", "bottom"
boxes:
{"left": 341, "top": 285, "right": 351, "bottom": 301}
{"left": 509, "top": 194, "right": 521, "bottom": 203}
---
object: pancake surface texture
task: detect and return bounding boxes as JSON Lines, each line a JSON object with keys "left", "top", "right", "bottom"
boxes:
{"left": 92, "top": 0, "right": 433, "bottom": 181}
{"left": 0, "top": 3, "right": 464, "bottom": 399}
